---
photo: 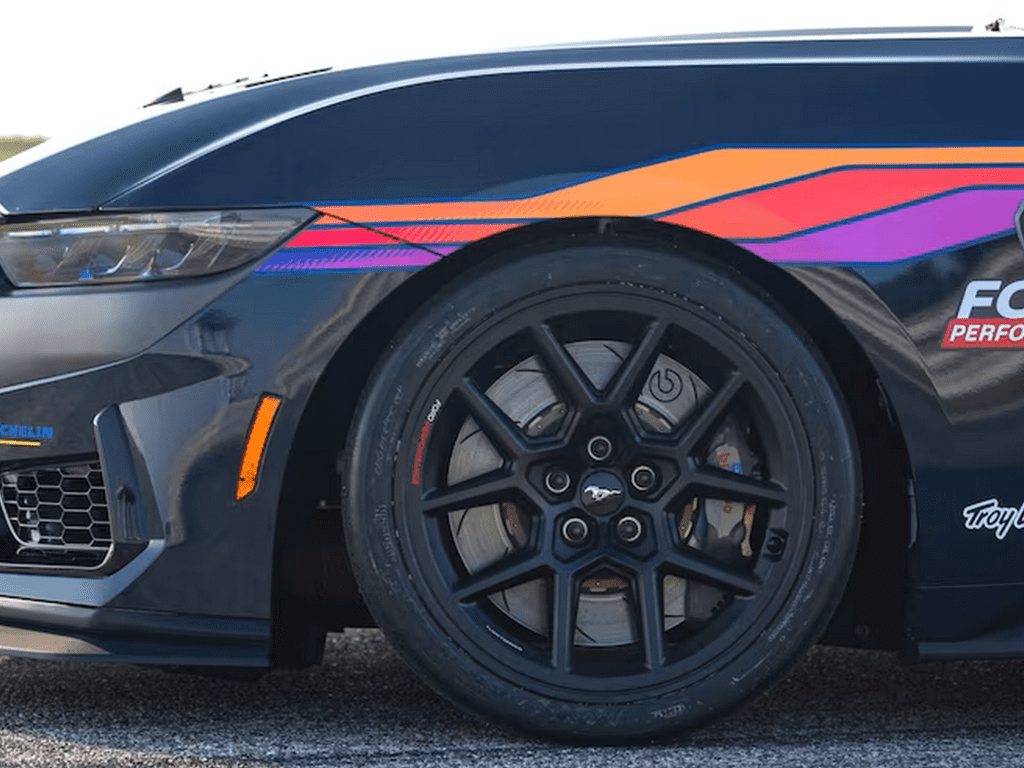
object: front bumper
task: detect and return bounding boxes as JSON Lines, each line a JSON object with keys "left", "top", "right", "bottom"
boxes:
{"left": 0, "top": 583, "right": 267, "bottom": 665}
{"left": 0, "top": 253, "right": 410, "bottom": 664}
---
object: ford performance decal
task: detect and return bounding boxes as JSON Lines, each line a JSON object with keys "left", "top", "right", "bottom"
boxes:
{"left": 257, "top": 146, "right": 1024, "bottom": 273}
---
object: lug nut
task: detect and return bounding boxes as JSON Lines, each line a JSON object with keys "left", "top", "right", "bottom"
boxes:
{"left": 616, "top": 516, "right": 643, "bottom": 544}
{"left": 630, "top": 465, "right": 657, "bottom": 492}
{"left": 544, "top": 469, "right": 572, "bottom": 495}
{"left": 561, "top": 517, "right": 590, "bottom": 545}
{"left": 587, "top": 435, "right": 613, "bottom": 462}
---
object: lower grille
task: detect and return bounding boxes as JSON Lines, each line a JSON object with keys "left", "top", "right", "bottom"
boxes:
{"left": 0, "top": 462, "right": 112, "bottom": 567}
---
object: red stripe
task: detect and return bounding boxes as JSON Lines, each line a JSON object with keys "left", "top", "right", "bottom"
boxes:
{"left": 662, "top": 166, "right": 1024, "bottom": 239}
{"left": 376, "top": 222, "right": 518, "bottom": 244}
{"left": 285, "top": 222, "right": 521, "bottom": 249}
{"left": 285, "top": 227, "right": 398, "bottom": 248}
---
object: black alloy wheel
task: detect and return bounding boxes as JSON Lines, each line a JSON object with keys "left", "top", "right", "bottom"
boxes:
{"left": 344, "top": 239, "right": 860, "bottom": 741}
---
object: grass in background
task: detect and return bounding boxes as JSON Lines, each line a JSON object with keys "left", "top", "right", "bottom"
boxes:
{"left": 0, "top": 136, "right": 46, "bottom": 162}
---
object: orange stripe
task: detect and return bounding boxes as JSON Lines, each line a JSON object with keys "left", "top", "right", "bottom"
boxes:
{"left": 236, "top": 395, "right": 282, "bottom": 501}
{"left": 316, "top": 146, "right": 1024, "bottom": 224}
{"left": 664, "top": 166, "right": 1024, "bottom": 239}
{"left": 0, "top": 439, "right": 40, "bottom": 447}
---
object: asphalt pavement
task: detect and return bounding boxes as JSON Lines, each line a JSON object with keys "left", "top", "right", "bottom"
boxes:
{"left": 1, "top": 629, "right": 1023, "bottom": 767}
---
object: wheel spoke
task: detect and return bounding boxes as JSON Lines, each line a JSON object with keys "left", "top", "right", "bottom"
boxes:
{"left": 606, "top": 319, "right": 667, "bottom": 404}
{"left": 422, "top": 473, "right": 520, "bottom": 515}
{"left": 675, "top": 371, "right": 746, "bottom": 454}
{"left": 530, "top": 323, "right": 598, "bottom": 408}
{"left": 636, "top": 568, "right": 666, "bottom": 671}
{"left": 453, "top": 551, "right": 546, "bottom": 603}
{"left": 690, "top": 466, "right": 788, "bottom": 506}
{"left": 663, "top": 547, "right": 760, "bottom": 596}
{"left": 550, "top": 569, "right": 578, "bottom": 673}
{"left": 457, "top": 378, "right": 531, "bottom": 458}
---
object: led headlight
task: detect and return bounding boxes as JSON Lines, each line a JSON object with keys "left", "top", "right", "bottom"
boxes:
{"left": 0, "top": 209, "right": 314, "bottom": 287}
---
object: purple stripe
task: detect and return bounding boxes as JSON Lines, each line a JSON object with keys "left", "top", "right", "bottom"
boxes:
{"left": 256, "top": 246, "right": 456, "bottom": 273}
{"left": 739, "top": 188, "right": 1024, "bottom": 263}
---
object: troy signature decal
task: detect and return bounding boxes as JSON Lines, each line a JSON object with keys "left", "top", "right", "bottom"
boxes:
{"left": 944, "top": 280, "right": 1024, "bottom": 348}
{"left": 962, "top": 498, "right": 1024, "bottom": 540}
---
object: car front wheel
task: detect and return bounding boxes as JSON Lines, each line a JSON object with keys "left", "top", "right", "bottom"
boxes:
{"left": 344, "top": 238, "right": 860, "bottom": 741}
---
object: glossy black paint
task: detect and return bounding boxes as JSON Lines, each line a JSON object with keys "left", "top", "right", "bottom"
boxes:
{"left": 2, "top": 32, "right": 1024, "bottom": 664}
{"left": 107, "top": 60, "right": 1024, "bottom": 210}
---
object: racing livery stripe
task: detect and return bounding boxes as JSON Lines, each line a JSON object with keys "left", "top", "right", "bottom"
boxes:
{"left": 369, "top": 222, "right": 522, "bottom": 244}
{"left": 303, "top": 171, "right": 1024, "bottom": 249}
{"left": 738, "top": 188, "right": 1023, "bottom": 263}
{"left": 662, "top": 167, "right": 1024, "bottom": 239}
{"left": 283, "top": 222, "right": 520, "bottom": 249}
{"left": 255, "top": 246, "right": 449, "bottom": 273}
{"left": 314, "top": 146, "right": 1024, "bottom": 224}
{"left": 285, "top": 227, "right": 401, "bottom": 247}
{"left": 265, "top": 147, "right": 1024, "bottom": 271}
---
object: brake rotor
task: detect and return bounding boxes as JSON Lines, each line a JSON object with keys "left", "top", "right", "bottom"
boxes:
{"left": 446, "top": 340, "right": 758, "bottom": 646}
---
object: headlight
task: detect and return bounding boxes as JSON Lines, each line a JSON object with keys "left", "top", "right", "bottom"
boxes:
{"left": 0, "top": 209, "right": 314, "bottom": 287}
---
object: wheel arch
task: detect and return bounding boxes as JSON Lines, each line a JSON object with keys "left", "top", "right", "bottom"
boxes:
{"left": 271, "top": 216, "right": 912, "bottom": 664}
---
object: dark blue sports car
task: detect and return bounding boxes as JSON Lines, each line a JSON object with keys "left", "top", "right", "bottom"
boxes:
{"left": 1, "top": 26, "right": 1023, "bottom": 741}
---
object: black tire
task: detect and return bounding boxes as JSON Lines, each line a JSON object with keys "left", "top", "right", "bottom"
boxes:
{"left": 343, "top": 238, "right": 860, "bottom": 741}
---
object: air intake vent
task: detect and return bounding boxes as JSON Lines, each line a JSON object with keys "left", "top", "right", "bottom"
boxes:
{"left": 0, "top": 462, "right": 111, "bottom": 567}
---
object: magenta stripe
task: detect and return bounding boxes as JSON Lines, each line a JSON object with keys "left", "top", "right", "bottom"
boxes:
{"left": 256, "top": 246, "right": 454, "bottom": 273}
{"left": 740, "top": 188, "right": 1024, "bottom": 263}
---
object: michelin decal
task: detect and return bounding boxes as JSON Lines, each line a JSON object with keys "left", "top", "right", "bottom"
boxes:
{"left": 0, "top": 424, "right": 54, "bottom": 447}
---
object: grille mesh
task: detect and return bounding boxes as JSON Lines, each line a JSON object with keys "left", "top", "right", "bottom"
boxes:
{"left": 1, "top": 462, "right": 112, "bottom": 566}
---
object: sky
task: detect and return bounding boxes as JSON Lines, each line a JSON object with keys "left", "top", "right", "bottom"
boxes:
{"left": 1, "top": 0, "right": 1020, "bottom": 138}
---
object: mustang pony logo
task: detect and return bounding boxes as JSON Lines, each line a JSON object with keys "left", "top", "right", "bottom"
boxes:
{"left": 584, "top": 485, "right": 622, "bottom": 503}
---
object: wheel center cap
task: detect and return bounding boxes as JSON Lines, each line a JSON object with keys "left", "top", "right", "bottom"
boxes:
{"left": 580, "top": 471, "right": 625, "bottom": 515}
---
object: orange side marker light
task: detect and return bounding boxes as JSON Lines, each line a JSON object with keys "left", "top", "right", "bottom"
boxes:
{"left": 236, "top": 394, "right": 282, "bottom": 500}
